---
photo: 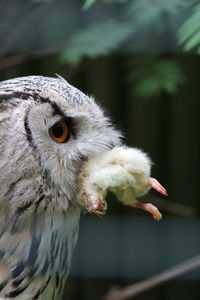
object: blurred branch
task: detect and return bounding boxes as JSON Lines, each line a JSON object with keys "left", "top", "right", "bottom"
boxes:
{"left": 0, "top": 54, "right": 28, "bottom": 70}
{"left": 102, "top": 254, "right": 200, "bottom": 300}
{"left": 27, "top": 43, "right": 69, "bottom": 58}
{"left": 0, "top": 42, "right": 68, "bottom": 70}
{"left": 147, "top": 194, "right": 197, "bottom": 218}
{"left": 0, "top": 43, "right": 93, "bottom": 78}
{"left": 0, "top": 2, "right": 48, "bottom": 56}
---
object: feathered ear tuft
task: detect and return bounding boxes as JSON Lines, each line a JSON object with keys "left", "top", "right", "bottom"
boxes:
{"left": 55, "top": 74, "right": 69, "bottom": 84}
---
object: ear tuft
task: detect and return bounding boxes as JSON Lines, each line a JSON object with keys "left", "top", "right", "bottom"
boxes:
{"left": 55, "top": 74, "right": 69, "bottom": 84}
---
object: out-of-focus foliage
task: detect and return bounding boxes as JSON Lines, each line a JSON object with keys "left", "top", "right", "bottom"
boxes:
{"left": 1, "top": 0, "right": 200, "bottom": 99}
{"left": 127, "top": 56, "right": 185, "bottom": 99}
{"left": 31, "top": 0, "right": 54, "bottom": 3}
{"left": 60, "top": 19, "right": 132, "bottom": 65}
{"left": 178, "top": 4, "right": 200, "bottom": 52}
{"left": 60, "top": 0, "right": 194, "bottom": 99}
{"left": 126, "top": 0, "right": 186, "bottom": 33}
{"left": 83, "top": 0, "right": 97, "bottom": 10}
{"left": 63, "top": 0, "right": 187, "bottom": 62}
{"left": 103, "top": 0, "right": 129, "bottom": 3}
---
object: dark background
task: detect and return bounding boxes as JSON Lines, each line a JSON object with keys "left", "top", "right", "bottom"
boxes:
{"left": 0, "top": 0, "right": 200, "bottom": 299}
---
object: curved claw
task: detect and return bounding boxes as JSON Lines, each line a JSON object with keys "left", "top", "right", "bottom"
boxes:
{"left": 148, "top": 177, "right": 168, "bottom": 196}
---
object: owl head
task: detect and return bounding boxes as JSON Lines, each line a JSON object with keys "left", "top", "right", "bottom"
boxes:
{"left": 0, "top": 75, "right": 121, "bottom": 216}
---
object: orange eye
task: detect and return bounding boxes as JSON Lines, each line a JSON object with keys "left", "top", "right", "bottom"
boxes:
{"left": 49, "top": 120, "right": 70, "bottom": 143}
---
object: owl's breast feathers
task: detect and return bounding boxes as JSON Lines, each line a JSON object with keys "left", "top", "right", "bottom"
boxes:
{"left": 0, "top": 206, "right": 80, "bottom": 299}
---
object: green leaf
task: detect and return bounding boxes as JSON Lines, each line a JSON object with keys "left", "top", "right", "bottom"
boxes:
{"left": 178, "top": 4, "right": 200, "bottom": 51}
{"left": 128, "top": 57, "right": 185, "bottom": 100}
{"left": 61, "top": 19, "right": 133, "bottom": 65}
{"left": 126, "top": 0, "right": 187, "bottom": 33}
{"left": 103, "top": 0, "right": 129, "bottom": 3}
{"left": 83, "top": 0, "right": 97, "bottom": 10}
{"left": 184, "top": 31, "right": 200, "bottom": 51}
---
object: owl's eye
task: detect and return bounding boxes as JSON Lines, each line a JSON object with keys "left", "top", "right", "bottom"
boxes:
{"left": 49, "top": 119, "right": 70, "bottom": 143}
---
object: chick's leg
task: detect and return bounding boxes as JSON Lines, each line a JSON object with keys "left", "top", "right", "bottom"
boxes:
{"left": 148, "top": 177, "right": 167, "bottom": 196}
{"left": 130, "top": 177, "right": 167, "bottom": 220}
{"left": 135, "top": 201, "right": 162, "bottom": 220}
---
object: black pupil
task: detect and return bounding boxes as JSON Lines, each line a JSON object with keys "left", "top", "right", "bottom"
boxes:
{"left": 52, "top": 123, "right": 63, "bottom": 138}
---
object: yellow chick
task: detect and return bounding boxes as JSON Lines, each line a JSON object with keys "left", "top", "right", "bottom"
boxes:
{"left": 78, "top": 146, "right": 167, "bottom": 220}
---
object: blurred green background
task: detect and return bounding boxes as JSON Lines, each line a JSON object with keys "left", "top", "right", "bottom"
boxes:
{"left": 0, "top": 0, "right": 200, "bottom": 299}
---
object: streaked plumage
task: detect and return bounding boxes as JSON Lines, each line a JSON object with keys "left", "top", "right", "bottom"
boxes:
{"left": 0, "top": 75, "right": 163, "bottom": 299}
{"left": 0, "top": 76, "right": 121, "bottom": 299}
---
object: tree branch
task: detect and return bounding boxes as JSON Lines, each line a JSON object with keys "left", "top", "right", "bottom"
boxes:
{"left": 0, "top": 42, "right": 67, "bottom": 71}
{"left": 102, "top": 254, "right": 200, "bottom": 300}
{"left": 147, "top": 194, "right": 197, "bottom": 218}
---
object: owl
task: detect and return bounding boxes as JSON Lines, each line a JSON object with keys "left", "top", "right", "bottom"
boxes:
{"left": 0, "top": 75, "right": 166, "bottom": 300}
